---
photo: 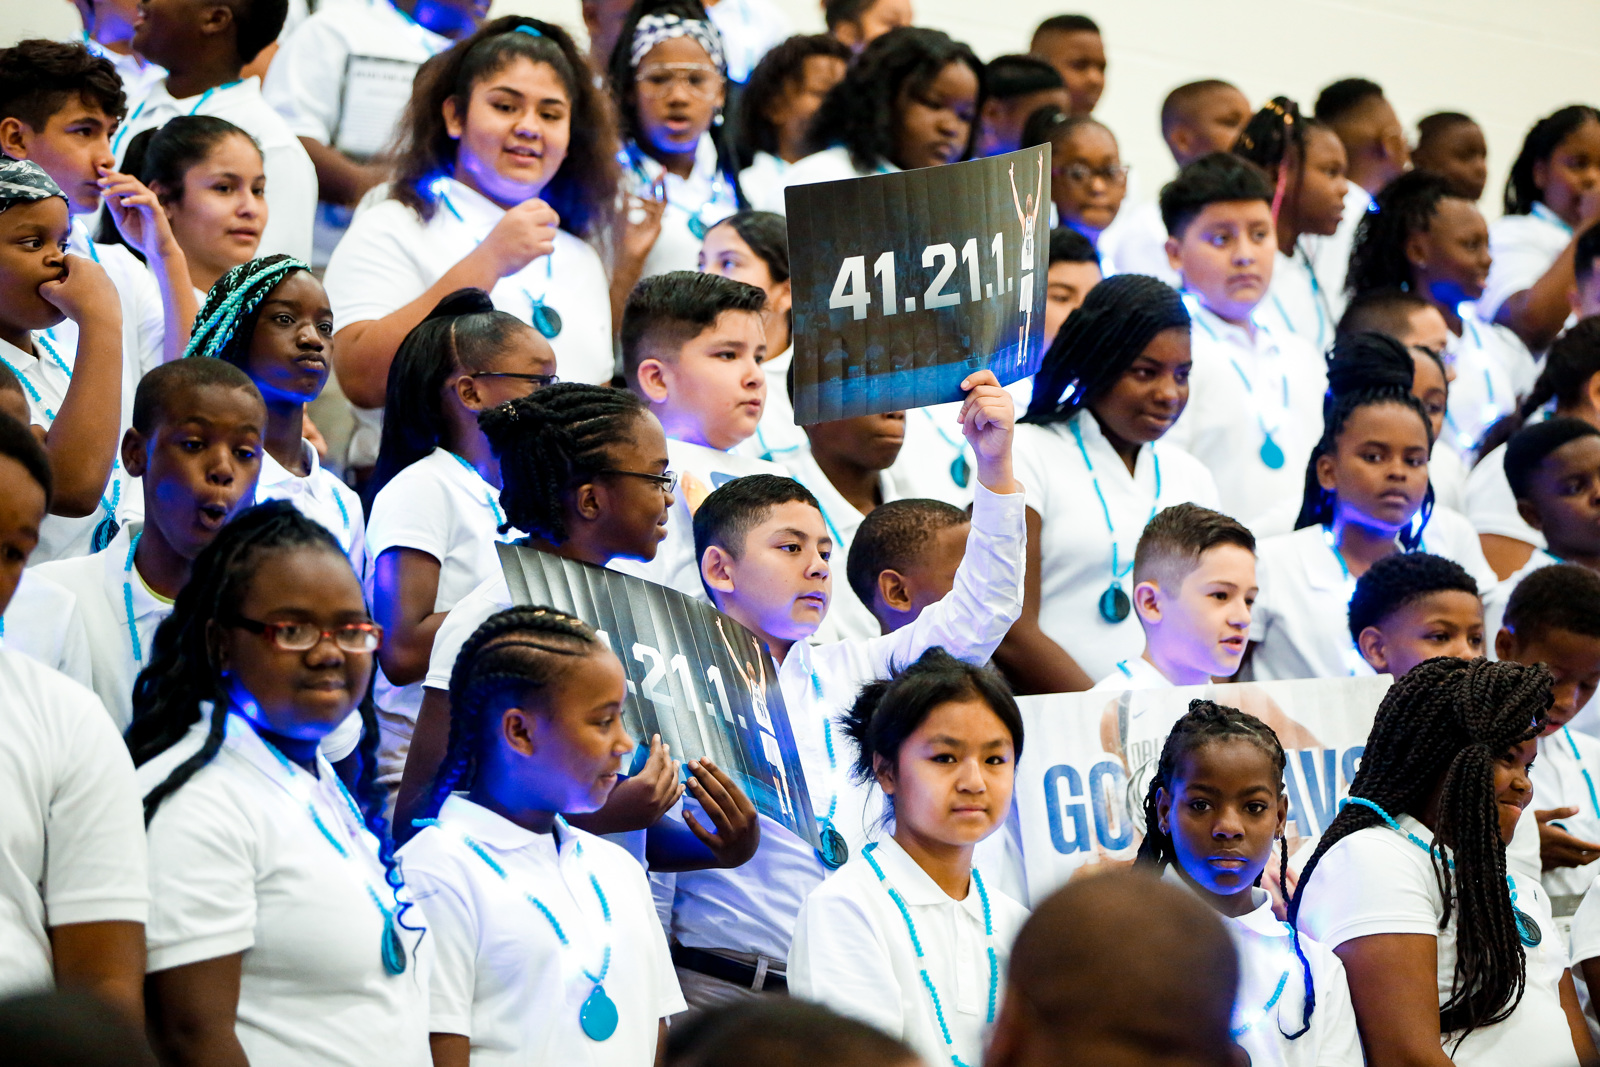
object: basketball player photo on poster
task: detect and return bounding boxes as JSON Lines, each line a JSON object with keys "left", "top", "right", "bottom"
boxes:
{"left": 785, "top": 144, "right": 1050, "bottom": 424}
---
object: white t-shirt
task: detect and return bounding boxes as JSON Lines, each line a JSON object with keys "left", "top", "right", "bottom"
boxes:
{"left": 620, "top": 135, "right": 739, "bottom": 279}
{"left": 889, "top": 403, "right": 982, "bottom": 509}
{"left": 1297, "top": 815, "right": 1577, "bottom": 1067}
{"left": 1432, "top": 440, "right": 1469, "bottom": 515}
{"left": 0, "top": 650, "right": 148, "bottom": 1000}
{"left": 1305, "top": 183, "right": 1372, "bottom": 313}
{"left": 1441, "top": 312, "right": 1527, "bottom": 460}
{"left": 113, "top": 77, "right": 318, "bottom": 263}
{"left": 1096, "top": 200, "right": 1179, "bottom": 286}
{"left": 399, "top": 796, "right": 684, "bottom": 1064}
{"left": 1483, "top": 546, "right": 1562, "bottom": 647}
{"left": 1165, "top": 300, "right": 1327, "bottom": 538}
{"left": 324, "top": 178, "right": 614, "bottom": 388}
{"left": 732, "top": 346, "right": 807, "bottom": 463}
{"left": 1532, "top": 726, "right": 1600, "bottom": 897}
{"left": 788, "top": 836, "right": 1029, "bottom": 1067}
{"left": 1089, "top": 654, "right": 1174, "bottom": 691}
{"left": 1257, "top": 243, "right": 1335, "bottom": 355}
{"left": 779, "top": 146, "right": 894, "bottom": 209}
{"left": 1570, "top": 870, "right": 1600, "bottom": 968}
{"left": 0, "top": 568, "right": 91, "bottom": 684}
{"left": 1011, "top": 413, "right": 1219, "bottom": 683}
{"left": 1465, "top": 441, "right": 1546, "bottom": 549}
{"left": 255, "top": 439, "right": 367, "bottom": 579}
{"left": 738, "top": 150, "right": 791, "bottom": 215}
{"left": 1480, "top": 203, "right": 1574, "bottom": 325}
{"left": 139, "top": 706, "right": 432, "bottom": 1067}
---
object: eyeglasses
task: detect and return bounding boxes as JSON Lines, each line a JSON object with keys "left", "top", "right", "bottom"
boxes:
{"left": 635, "top": 63, "right": 724, "bottom": 101}
{"left": 1057, "top": 162, "right": 1130, "bottom": 186}
{"left": 469, "top": 371, "right": 559, "bottom": 388}
{"left": 228, "top": 615, "right": 384, "bottom": 653}
{"left": 599, "top": 468, "right": 679, "bottom": 493}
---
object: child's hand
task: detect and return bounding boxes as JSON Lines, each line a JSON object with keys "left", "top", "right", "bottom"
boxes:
{"left": 477, "top": 197, "right": 560, "bottom": 278}
{"left": 957, "top": 369, "right": 1018, "bottom": 494}
{"left": 1537, "top": 806, "right": 1600, "bottom": 868}
{"left": 582, "top": 734, "right": 683, "bottom": 833}
{"left": 682, "top": 758, "right": 761, "bottom": 868}
{"left": 39, "top": 254, "right": 121, "bottom": 330}
{"left": 99, "top": 167, "right": 181, "bottom": 262}
{"left": 620, "top": 178, "right": 667, "bottom": 266}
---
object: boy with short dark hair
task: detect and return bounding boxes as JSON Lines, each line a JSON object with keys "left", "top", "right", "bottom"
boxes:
{"left": 1160, "top": 153, "right": 1328, "bottom": 537}
{"left": 1028, "top": 14, "right": 1104, "bottom": 117}
{"left": 1348, "top": 551, "right": 1483, "bottom": 678}
{"left": 1090, "top": 502, "right": 1256, "bottom": 689}
{"left": 1411, "top": 111, "right": 1489, "bottom": 203}
{"left": 845, "top": 497, "right": 970, "bottom": 635}
{"left": 975, "top": 54, "right": 1069, "bottom": 158}
{"left": 33, "top": 359, "right": 266, "bottom": 729}
{"left": 1310, "top": 77, "right": 1407, "bottom": 301}
{"left": 1161, "top": 79, "right": 1253, "bottom": 169}
{"left": 1043, "top": 227, "right": 1101, "bottom": 348}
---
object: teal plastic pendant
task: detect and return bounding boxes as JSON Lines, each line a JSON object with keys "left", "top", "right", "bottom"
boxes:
{"left": 688, "top": 214, "right": 709, "bottom": 240}
{"left": 1259, "top": 434, "right": 1285, "bottom": 470}
{"left": 92, "top": 515, "right": 119, "bottom": 553}
{"left": 950, "top": 454, "right": 970, "bottom": 489}
{"left": 1099, "top": 582, "right": 1130, "bottom": 624}
{"left": 530, "top": 300, "right": 563, "bottom": 339}
{"left": 580, "top": 984, "right": 619, "bottom": 1041}
{"left": 816, "top": 820, "right": 849, "bottom": 870}
{"left": 1515, "top": 906, "right": 1542, "bottom": 948}
{"left": 381, "top": 911, "right": 407, "bottom": 975}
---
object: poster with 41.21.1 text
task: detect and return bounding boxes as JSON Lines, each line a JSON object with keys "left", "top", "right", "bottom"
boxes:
{"left": 785, "top": 144, "right": 1050, "bottom": 424}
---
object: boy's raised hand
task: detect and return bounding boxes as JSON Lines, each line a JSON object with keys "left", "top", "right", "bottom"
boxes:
{"left": 682, "top": 758, "right": 761, "bottom": 867}
{"left": 956, "top": 369, "right": 1018, "bottom": 495}
{"left": 39, "top": 253, "right": 121, "bottom": 331}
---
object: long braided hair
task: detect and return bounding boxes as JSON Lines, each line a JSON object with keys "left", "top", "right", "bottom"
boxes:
{"left": 1021, "top": 273, "right": 1190, "bottom": 426}
{"left": 478, "top": 382, "right": 647, "bottom": 541}
{"left": 418, "top": 606, "right": 600, "bottom": 825}
{"left": 1233, "top": 97, "right": 1330, "bottom": 227}
{"left": 183, "top": 254, "right": 312, "bottom": 364}
{"left": 126, "top": 502, "right": 412, "bottom": 925}
{"left": 1294, "top": 331, "right": 1435, "bottom": 548}
{"left": 1136, "top": 699, "right": 1316, "bottom": 1040}
{"left": 1346, "top": 170, "right": 1465, "bottom": 297}
{"left": 1289, "top": 657, "right": 1552, "bottom": 1040}
{"left": 1477, "top": 315, "right": 1600, "bottom": 459}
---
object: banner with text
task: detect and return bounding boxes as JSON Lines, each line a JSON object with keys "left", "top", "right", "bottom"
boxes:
{"left": 497, "top": 543, "right": 820, "bottom": 849}
{"left": 786, "top": 144, "right": 1050, "bottom": 424}
{"left": 1012, "top": 675, "right": 1393, "bottom": 905}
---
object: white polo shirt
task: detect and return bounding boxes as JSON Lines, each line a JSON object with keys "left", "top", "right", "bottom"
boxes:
{"left": 1479, "top": 203, "right": 1574, "bottom": 325}
{"left": 732, "top": 346, "right": 806, "bottom": 464}
{"left": 1304, "top": 183, "right": 1372, "bottom": 312}
{"left": 788, "top": 836, "right": 1029, "bottom": 1067}
{"left": 1483, "top": 546, "right": 1561, "bottom": 646}
{"left": 1257, "top": 243, "right": 1335, "bottom": 355}
{"left": 1096, "top": 200, "right": 1179, "bottom": 287}
{"left": 325, "top": 178, "right": 614, "bottom": 388}
{"left": 255, "top": 439, "right": 366, "bottom": 579}
{"left": 113, "top": 77, "right": 318, "bottom": 263}
{"left": 1297, "top": 816, "right": 1576, "bottom": 1067}
{"left": 1432, "top": 441, "right": 1468, "bottom": 514}
{"left": 400, "top": 796, "right": 683, "bottom": 1064}
{"left": 1166, "top": 300, "right": 1327, "bottom": 538}
{"left": 779, "top": 146, "right": 893, "bottom": 210}
{"left": 1530, "top": 726, "right": 1600, "bottom": 897}
{"left": 1442, "top": 312, "right": 1527, "bottom": 460}
{"left": 1465, "top": 441, "right": 1546, "bottom": 549}
{"left": 668, "top": 482, "right": 1026, "bottom": 963}
{"left": 0, "top": 568, "right": 91, "bottom": 684}
{"left": 738, "top": 151, "right": 790, "bottom": 215}
{"left": 1089, "top": 654, "right": 1174, "bottom": 691}
{"left": 621, "top": 135, "right": 739, "bottom": 279}
{"left": 0, "top": 650, "right": 148, "bottom": 1001}
{"left": 88, "top": 38, "right": 166, "bottom": 107}
{"left": 139, "top": 705, "right": 432, "bottom": 1067}
{"left": 775, "top": 446, "right": 904, "bottom": 643}
{"left": 705, "top": 0, "right": 791, "bottom": 83}
{"left": 1011, "top": 413, "right": 1219, "bottom": 683}
{"left": 1569, "top": 871, "right": 1600, "bottom": 970}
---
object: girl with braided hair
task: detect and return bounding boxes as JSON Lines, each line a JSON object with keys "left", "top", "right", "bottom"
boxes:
{"left": 187, "top": 254, "right": 367, "bottom": 581}
{"left": 399, "top": 606, "right": 688, "bottom": 1063}
{"left": 1293, "top": 657, "right": 1595, "bottom": 1066}
{"left": 130, "top": 502, "right": 432, "bottom": 1067}
{"left": 1247, "top": 331, "right": 1495, "bottom": 682}
{"left": 993, "top": 273, "right": 1218, "bottom": 696}
{"left": 1233, "top": 97, "right": 1349, "bottom": 352}
{"left": 1137, "top": 699, "right": 1361, "bottom": 1067}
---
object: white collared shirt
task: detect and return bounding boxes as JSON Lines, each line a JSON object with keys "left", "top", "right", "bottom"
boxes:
{"left": 1257, "top": 243, "right": 1335, "bottom": 354}
{"left": 399, "top": 796, "right": 683, "bottom": 1064}
{"left": 668, "top": 482, "right": 1026, "bottom": 961}
{"left": 1304, "top": 183, "right": 1372, "bottom": 313}
{"left": 1167, "top": 300, "right": 1327, "bottom": 538}
{"left": 0, "top": 568, "right": 91, "bottom": 684}
{"left": 1465, "top": 440, "right": 1546, "bottom": 549}
{"left": 113, "top": 77, "right": 317, "bottom": 263}
{"left": 778, "top": 146, "right": 897, "bottom": 212}
{"left": 732, "top": 346, "right": 807, "bottom": 464}
{"left": 620, "top": 134, "right": 739, "bottom": 279}
{"left": 1090, "top": 654, "right": 1174, "bottom": 691}
{"left": 1011, "top": 413, "right": 1219, "bottom": 683}
{"left": 255, "top": 439, "right": 367, "bottom": 579}
{"left": 788, "top": 836, "right": 1029, "bottom": 1067}
{"left": 1095, "top": 200, "right": 1179, "bottom": 286}
{"left": 139, "top": 706, "right": 432, "bottom": 1067}
{"left": 1432, "top": 440, "right": 1468, "bottom": 514}
{"left": 1480, "top": 202, "right": 1575, "bottom": 325}
{"left": 0, "top": 649, "right": 147, "bottom": 1001}
{"left": 704, "top": 0, "right": 792, "bottom": 83}
{"left": 738, "top": 150, "right": 791, "bottom": 215}
{"left": 1568, "top": 871, "right": 1600, "bottom": 975}
{"left": 1531, "top": 726, "right": 1600, "bottom": 896}
{"left": 88, "top": 38, "right": 166, "bottom": 107}
{"left": 1297, "top": 814, "right": 1575, "bottom": 1067}
{"left": 1483, "top": 546, "right": 1562, "bottom": 646}
{"left": 325, "top": 178, "right": 614, "bottom": 387}
{"left": 1442, "top": 310, "right": 1530, "bottom": 460}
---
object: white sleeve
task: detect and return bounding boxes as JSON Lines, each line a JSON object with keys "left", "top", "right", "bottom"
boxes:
{"left": 324, "top": 205, "right": 430, "bottom": 333}
{"left": 368, "top": 473, "right": 453, "bottom": 561}
{"left": 261, "top": 16, "right": 346, "bottom": 143}
{"left": 424, "top": 583, "right": 503, "bottom": 692}
{"left": 258, "top": 139, "right": 318, "bottom": 263}
{"left": 1314, "top": 948, "right": 1365, "bottom": 1067}
{"left": 786, "top": 886, "right": 905, "bottom": 1040}
{"left": 119, "top": 253, "right": 167, "bottom": 375}
{"left": 399, "top": 851, "right": 478, "bottom": 1036}
{"left": 1569, "top": 873, "right": 1600, "bottom": 967}
{"left": 1479, "top": 218, "right": 1558, "bottom": 324}
{"left": 1295, "top": 834, "right": 1440, "bottom": 950}
{"left": 143, "top": 782, "right": 259, "bottom": 972}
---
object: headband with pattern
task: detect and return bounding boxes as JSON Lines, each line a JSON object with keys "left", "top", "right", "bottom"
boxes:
{"left": 629, "top": 12, "right": 725, "bottom": 75}
{"left": 0, "top": 155, "right": 67, "bottom": 213}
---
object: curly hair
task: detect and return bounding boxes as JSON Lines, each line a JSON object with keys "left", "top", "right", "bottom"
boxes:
{"left": 1346, "top": 551, "right": 1479, "bottom": 643}
{"left": 1503, "top": 105, "right": 1600, "bottom": 217}
{"left": 737, "top": 34, "right": 850, "bottom": 162}
{"left": 1345, "top": 169, "right": 1464, "bottom": 297}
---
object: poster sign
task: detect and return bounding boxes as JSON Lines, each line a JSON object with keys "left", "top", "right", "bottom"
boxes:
{"left": 496, "top": 543, "right": 820, "bottom": 849}
{"left": 786, "top": 145, "right": 1051, "bottom": 424}
{"left": 1011, "top": 675, "right": 1392, "bottom": 905}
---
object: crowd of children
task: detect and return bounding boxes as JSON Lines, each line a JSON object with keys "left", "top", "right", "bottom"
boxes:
{"left": 5, "top": 2, "right": 1600, "bottom": 1065}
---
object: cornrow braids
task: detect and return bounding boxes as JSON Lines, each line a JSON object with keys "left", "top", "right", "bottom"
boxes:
{"left": 478, "top": 382, "right": 647, "bottom": 542}
{"left": 1021, "top": 273, "right": 1190, "bottom": 425}
{"left": 1290, "top": 657, "right": 1552, "bottom": 1041}
{"left": 1346, "top": 170, "right": 1459, "bottom": 297}
{"left": 1136, "top": 699, "right": 1315, "bottom": 1040}
{"left": 184, "top": 254, "right": 311, "bottom": 364}
{"left": 422, "top": 606, "right": 599, "bottom": 824}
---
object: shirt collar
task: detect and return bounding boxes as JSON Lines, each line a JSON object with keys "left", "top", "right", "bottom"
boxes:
{"left": 1530, "top": 201, "right": 1574, "bottom": 236}
{"left": 1299, "top": 525, "right": 1359, "bottom": 594}
{"left": 1187, "top": 298, "right": 1267, "bottom": 348}
{"left": 434, "top": 177, "right": 508, "bottom": 231}
{"left": 869, "top": 835, "right": 991, "bottom": 921}
{"left": 437, "top": 792, "right": 567, "bottom": 855}
{"left": 101, "top": 521, "right": 168, "bottom": 622}
{"left": 1160, "top": 866, "right": 1283, "bottom": 938}
{"left": 257, "top": 439, "right": 323, "bottom": 491}
{"left": 1067, "top": 410, "right": 1155, "bottom": 484}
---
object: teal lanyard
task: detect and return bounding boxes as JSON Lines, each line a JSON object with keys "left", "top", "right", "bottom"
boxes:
{"left": 1, "top": 339, "right": 122, "bottom": 526}
{"left": 448, "top": 450, "right": 506, "bottom": 529}
{"left": 112, "top": 79, "right": 241, "bottom": 155}
{"left": 1562, "top": 726, "right": 1600, "bottom": 817}
{"left": 1067, "top": 416, "right": 1159, "bottom": 582}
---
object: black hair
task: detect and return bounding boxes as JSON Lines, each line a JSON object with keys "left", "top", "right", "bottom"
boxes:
{"left": 1160, "top": 79, "right": 1241, "bottom": 138}
{"left": 1312, "top": 77, "right": 1384, "bottom": 124}
{"left": 0, "top": 990, "right": 157, "bottom": 1067}
{"left": 1019, "top": 103, "right": 1067, "bottom": 154}
{"left": 392, "top": 16, "right": 618, "bottom": 235}
{"left": 0, "top": 38, "right": 125, "bottom": 129}
{"left": 1347, "top": 552, "right": 1479, "bottom": 643}
{"left": 127, "top": 502, "right": 410, "bottom": 929}
{"left": 1158, "top": 151, "right": 1273, "bottom": 238}
{"left": 1032, "top": 14, "right": 1100, "bottom": 38}
{"left": 845, "top": 497, "right": 968, "bottom": 612}
{"left": 184, "top": 254, "right": 313, "bottom": 366}
{"left": 620, "top": 270, "right": 767, "bottom": 385}
{"left": 1503, "top": 563, "right": 1600, "bottom": 643}
{"left": 737, "top": 34, "right": 850, "bottom": 160}
{"left": 131, "top": 356, "right": 262, "bottom": 438}
{"left": 707, "top": 210, "right": 790, "bottom": 282}
{"left": 97, "top": 115, "right": 259, "bottom": 250}
{"left": 1022, "top": 273, "right": 1190, "bottom": 426}
{"left": 419, "top": 605, "right": 601, "bottom": 825}
{"left": 1131, "top": 502, "right": 1255, "bottom": 590}
{"left": 1290, "top": 657, "right": 1552, "bottom": 1041}
{"left": 1416, "top": 111, "right": 1477, "bottom": 146}
{"left": 1504, "top": 105, "right": 1600, "bottom": 217}
{"left": 822, "top": 0, "right": 876, "bottom": 32}
{"left": 1336, "top": 288, "right": 1434, "bottom": 343}
{"left": 692, "top": 473, "right": 820, "bottom": 585}
{"left": 0, "top": 408, "right": 52, "bottom": 510}
{"left": 665, "top": 998, "right": 918, "bottom": 1067}
{"left": 1136, "top": 698, "right": 1314, "bottom": 1040}
{"left": 1577, "top": 221, "right": 1600, "bottom": 286}
{"left": 986, "top": 53, "right": 1064, "bottom": 99}
{"left": 805, "top": 26, "right": 986, "bottom": 173}
{"left": 1048, "top": 225, "right": 1099, "bottom": 267}
{"left": 1346, "top": 169, "right": 1466, "bottom": 296}
{"left": 369, "top": 288, "right": 536, "bottom": 502}
{"left": 1503, "top": 416, "right": 1600, "bottom": 501}
{"left": 1478, "top": 316, "right": 1600, "bottom": 458}
{"left": 1233, "top": 97, "right": 1334, "bottom": 222}
{"left": 1294, "top": 331, "right": 1435, "bottom": 546}
{"left": 842, "top": 646, "right": 1023, "bottom": 789}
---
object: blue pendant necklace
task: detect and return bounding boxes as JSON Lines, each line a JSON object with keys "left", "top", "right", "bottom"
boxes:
{"left": 1068, "top": 417, "right": 1158, "bottom": 624}
{"left": 1227, "top": 355, "right": 1289, "bottom": 470}
{"left": 439, "top": 188, "right": 561, "bottom": 339}
{"left": 806, "top": 664, "right": 848, "bottom": 870}
{"left": 919, "top": 409, "right": 971, "bottom": 489}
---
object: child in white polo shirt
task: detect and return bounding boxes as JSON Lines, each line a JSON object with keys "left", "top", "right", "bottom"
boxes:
{"left": 844, "top": 498, "right": 971, "bottom": 637}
